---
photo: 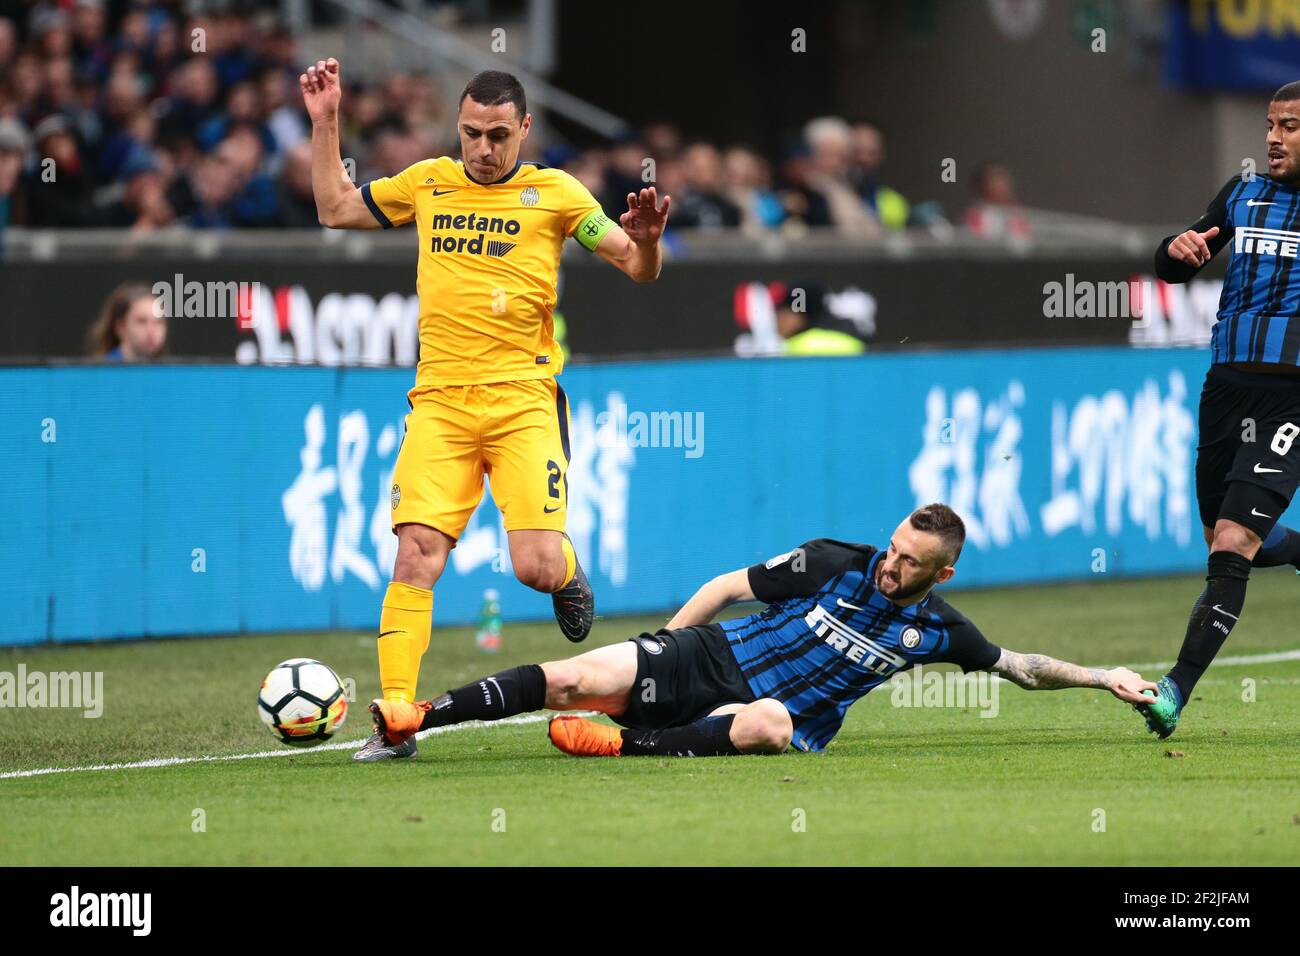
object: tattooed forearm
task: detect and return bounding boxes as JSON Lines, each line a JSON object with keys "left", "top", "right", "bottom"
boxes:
{"left": 993, "top": 650, "right": 1111, "bottom": 691}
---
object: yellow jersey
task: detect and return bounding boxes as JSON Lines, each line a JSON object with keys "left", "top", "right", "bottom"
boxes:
{"left": 361, "top": 157, "right": 614, "bottom": 387}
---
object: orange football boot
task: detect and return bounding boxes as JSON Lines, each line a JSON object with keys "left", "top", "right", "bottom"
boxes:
{"left": 370, "top": 698, "right": 431, "bottom": 745}
{"left": 547, "top": 715, "right": 623, "bottom": 757}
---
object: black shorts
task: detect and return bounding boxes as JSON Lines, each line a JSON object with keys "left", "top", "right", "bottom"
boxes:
{"left": 611, "top": 624, "right": 756, "bottom": 731}
{"left": 1197, "top": 364, "right": 1300, "bottom": 537}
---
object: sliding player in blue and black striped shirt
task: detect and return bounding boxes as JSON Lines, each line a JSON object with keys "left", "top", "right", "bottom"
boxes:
{"left": 1139, "top": 81, "right": 1300, "bottom": 738}
{"left": 365, "top": 504, "right": 1154, "bottom": 758}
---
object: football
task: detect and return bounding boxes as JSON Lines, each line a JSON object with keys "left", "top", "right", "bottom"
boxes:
{"left": 257, "top": 659, "right": 349, "bottom": 747}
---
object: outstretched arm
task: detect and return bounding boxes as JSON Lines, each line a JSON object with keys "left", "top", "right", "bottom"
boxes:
{"left": 300, "top": 58, "right": 378, "bottom": 230}
{"left": 595, "top": 186, "right": 670, "bottom": 282}
{"left": 665, "top": 568, "right": 753, "bottom": 629}
{"left": 1153, "top": 178, "right": 1235, "bottom": 283}
{"left": 991, "top": 649, "right": 1157, "bottom": 703}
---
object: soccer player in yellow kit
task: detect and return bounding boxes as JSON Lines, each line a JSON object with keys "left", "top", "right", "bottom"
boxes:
{"left": 300, "top": 61, "right": 670, "bottom": 760}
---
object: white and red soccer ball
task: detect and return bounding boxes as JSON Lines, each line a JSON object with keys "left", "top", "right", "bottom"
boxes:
{"left": 257, "top": 658, "right": 348, "bottom": 747}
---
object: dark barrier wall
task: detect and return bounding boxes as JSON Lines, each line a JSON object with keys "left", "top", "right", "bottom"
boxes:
{"left": 0, "top": 251, "right": 1225, "bottom": 362}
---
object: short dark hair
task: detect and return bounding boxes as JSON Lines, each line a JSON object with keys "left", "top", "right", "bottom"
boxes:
{"left": 909, "top": 502, "right": 965, "bottom": 566}
{"left": 1272, "top": 80, "right": 1300, "bottom": 103}
{"left": 459, "top": 70, "right": 526, "bottom": 119}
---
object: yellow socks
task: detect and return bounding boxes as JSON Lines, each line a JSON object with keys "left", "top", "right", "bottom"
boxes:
{"left": 559, "top": 536, "right": 577, "bottom": 590}
{"left": 377, "top": 581, "right": 433, "bottom": 703}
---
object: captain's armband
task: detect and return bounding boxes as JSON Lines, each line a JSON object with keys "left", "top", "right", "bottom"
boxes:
{"left": 573, "top": 208, "right": 616, "bottom": 251}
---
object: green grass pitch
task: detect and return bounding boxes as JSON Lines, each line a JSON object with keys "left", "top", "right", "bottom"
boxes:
{"left": 1, "top": 572, "right": 1298, "bottom": 866}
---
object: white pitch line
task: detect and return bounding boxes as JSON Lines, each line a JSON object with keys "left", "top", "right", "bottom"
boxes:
{"left": 1124, "top": 648, "right": 1300, "bottom": 671}
{"left": 983, "top": 648, "right": 1300, "bottom": 685}
{"left": 7, "top": 648, "right": 1300, "bottom": 780}
{"left": 0, "top": 710, "right": 594, "bottom": 781}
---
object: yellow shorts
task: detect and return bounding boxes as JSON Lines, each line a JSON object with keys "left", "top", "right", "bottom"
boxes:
{"left": 389, "top": 378, "right": 571, "bottom": 540}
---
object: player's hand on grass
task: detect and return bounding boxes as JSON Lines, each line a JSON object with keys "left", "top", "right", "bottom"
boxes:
{"left": 620, "top": 186, "right": 671, "bottom": 246}
{"left": 1167, "top": 226, "right": 1219, "bottom": 268}
{"left": 1103, "top": 667, "right": 1159, "bottom": 704}
{"left": 300, "top": 57, "right": 342, "bottom": 125}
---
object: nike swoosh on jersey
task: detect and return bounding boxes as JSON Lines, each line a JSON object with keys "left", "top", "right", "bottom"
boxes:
{"left": 1251, "top": 508, "right": 1272, "bottom": 518}
{"left": 1254, "top": 463, "right": 1283, "bottom": 473}
{"left": 486, "top": 676, "right": 504, "bottom": 710}
{"left": 836, "top": 598, "right": 869, "bottom": 613}
{"left": 432, "top": 188, "right": 459, "bottom": 196}
{"left": 1246, "top": 200, "right": 1274, "bottom": 206}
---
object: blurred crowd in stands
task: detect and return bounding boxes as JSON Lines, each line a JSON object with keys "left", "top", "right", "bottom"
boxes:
{"left": 0, "top": 1, "right": 1031, "bottom": 242}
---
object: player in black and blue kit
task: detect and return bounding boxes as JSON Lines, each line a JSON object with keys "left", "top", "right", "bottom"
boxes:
{"left": 1137, "top": 81, "right": 1300, "bottom": 739}
{"left": 369, "top": 503, "right": 1154, "bottom": 758}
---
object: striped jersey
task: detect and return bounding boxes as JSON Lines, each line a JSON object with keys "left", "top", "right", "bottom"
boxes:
{"left": 718, "top": 539, "right": 1000, "bottom": 752}
{"left": 1155, "top": 175, "right": 1300, "bottom": 365}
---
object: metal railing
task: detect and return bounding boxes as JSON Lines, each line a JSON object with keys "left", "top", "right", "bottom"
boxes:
{"left": 0, "top": 217, "right": 1179, "bottom": 264}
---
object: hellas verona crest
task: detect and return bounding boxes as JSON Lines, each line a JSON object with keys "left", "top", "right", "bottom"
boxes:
{"left": 520, "top": 186, "right": 539, "bottom": 207}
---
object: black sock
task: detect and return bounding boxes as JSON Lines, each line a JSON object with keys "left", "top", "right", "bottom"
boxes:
{"left": 620, "top": 714, "right": 741, "bottom": 757}
{"left": 419, "top": 664, "right": 547, "bottom": 730}
{"left": 1252, "top": 524, "right": 1300, "bottom": 569}
{"left": 1167, "top": 551, "right": 1251, "bottom": 701}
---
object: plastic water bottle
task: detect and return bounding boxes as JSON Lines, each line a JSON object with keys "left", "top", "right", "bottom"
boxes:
{"left": 476, "top": 588, "right": 502, "bottom": 653}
